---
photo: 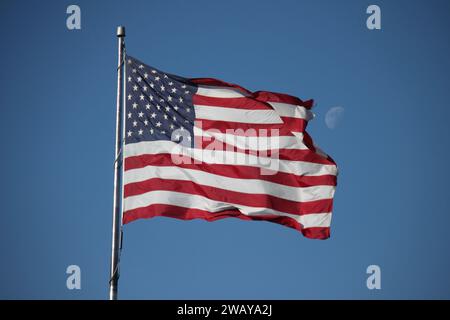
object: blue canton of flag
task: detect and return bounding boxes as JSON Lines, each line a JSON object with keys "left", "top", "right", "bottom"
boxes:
{"left": 125, "top": 56, "right": 197, "bottom": 147}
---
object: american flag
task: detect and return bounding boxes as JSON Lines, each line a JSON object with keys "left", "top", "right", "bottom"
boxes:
{"left": 122, "top": 55, "right": 337, "bottom": 239}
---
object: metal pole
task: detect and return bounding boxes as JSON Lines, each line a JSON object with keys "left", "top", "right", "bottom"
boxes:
{"left": 109, "top": 25, "right": 125, "bottom": 301}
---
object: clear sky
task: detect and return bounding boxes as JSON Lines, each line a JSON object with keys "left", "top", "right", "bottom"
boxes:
{"left": 1, "top": 0, "right": 450, "bottom": 299}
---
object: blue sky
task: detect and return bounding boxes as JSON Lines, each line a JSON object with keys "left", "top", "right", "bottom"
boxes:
{"left": 1, "top": 0, "right": 450, "bottom": 299}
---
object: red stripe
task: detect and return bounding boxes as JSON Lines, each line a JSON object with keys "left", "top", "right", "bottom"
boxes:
{"left": 253, "top": 91, "right": 314, "bottom": 109}
{"left": 124, "top": 154, "right": 337, "bottom": 187}
{"left": 124, "top": 178, "right": 333, "bottom": 215}
{"left": 302, "top": 131, "right": 337, "bottom": 166}
{"left": 280, "top": 116, "right": 307, "bottom": 132}
{"left": 197, "top": 139, "right": 335, "bottom": 165}
{"left": 302, "top": 131, "right": 317, "bottom": 153}
{"left": 197, "top": 118, "right": 308, "bottom": 135}
{"left": 122, "top": 203, "right": 330, "bottom": 239}
{"left": 198, "top": 119, "right": 295, "bottom": 136}
{"left": 195, "top": 120, "right": 290, "bottom": 136}
{"left": 192, "top": 95, "right": 271, "bottom": 110}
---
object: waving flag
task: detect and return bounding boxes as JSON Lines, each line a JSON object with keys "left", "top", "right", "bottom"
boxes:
{"left": 122, "top": 55, "right": 337, "bottom": 239}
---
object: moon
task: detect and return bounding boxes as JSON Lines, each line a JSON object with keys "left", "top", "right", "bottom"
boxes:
{"left": 325, "top": 106, "right": 345, "bottom": 129}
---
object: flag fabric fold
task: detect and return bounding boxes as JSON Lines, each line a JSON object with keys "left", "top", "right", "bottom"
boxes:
{"left": 122, "top": 55, "right": 337, "bottom": 239}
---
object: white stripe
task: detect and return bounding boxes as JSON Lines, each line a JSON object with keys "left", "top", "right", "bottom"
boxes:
{"left": 124, "top": 165, "right": 335, "bottom": 202}
{"left": 193, "top": 127, "right": 308, "bottom": 151}
{"left": 124, "top": 141, "right": 338, "bottom": 176}
{"left": 194, "top": 105, "right": 283, "bottom": 124}
{"left": 123, "top": 190, "right": 332, "bottom": 228}
{"left": 196, "top": 85, "right": 247, "bottom": 98}
{"left": 268, "top": 102, "right": 314, "bottom": 120}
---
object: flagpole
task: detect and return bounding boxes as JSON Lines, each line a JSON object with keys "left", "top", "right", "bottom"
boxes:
{"left": 109, "top": 25, "right": 125, "bottom": 301}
